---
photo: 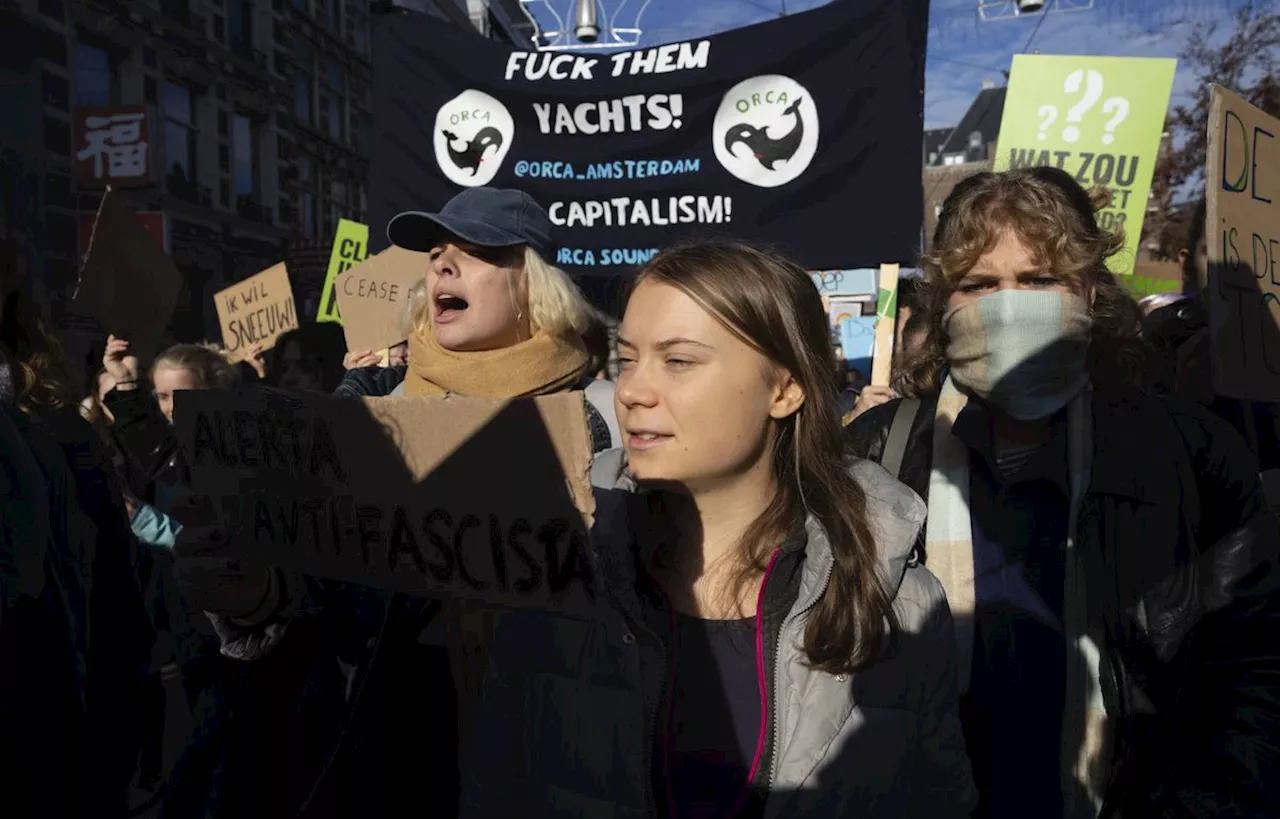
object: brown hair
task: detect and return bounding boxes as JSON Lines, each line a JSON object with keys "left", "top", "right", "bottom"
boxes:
{"left": 151, "top": 343, "right": 238, "bottom": 389}
{"left": 630, "top": 240, "right": 896, "bottom": 674}
{"left": 897, "top": 166, "right": 1148, "bottom": 397}
{"left": 0, "top": 241, "right": 76, "bottom": 412}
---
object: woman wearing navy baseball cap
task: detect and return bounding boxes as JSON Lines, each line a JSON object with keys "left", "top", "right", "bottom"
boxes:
{"left": 175, "top": 186, "right": 614, "bottom": 818}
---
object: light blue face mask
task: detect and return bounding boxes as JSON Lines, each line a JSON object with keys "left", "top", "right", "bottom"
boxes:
{"left": 943, "top": 289, "right": 1092, "bottom": 420}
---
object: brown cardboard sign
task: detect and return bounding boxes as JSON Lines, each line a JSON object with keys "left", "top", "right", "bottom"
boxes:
{"left": 213, "top": 263, "right": 299, "bottom": 363}
{"left": 73, "top": 105, "right": 151, "bottom": 188}
{"left": 1206, "top": 86, "right": 1280, "bottom": 401}
{"left": 72, "top": 188, "right": 183, "bottom": 361}
{"left": 174, "top": 389, "right": 597, "bottom": 611}
{"left": 333, "top": 246, "right": 426, "bottom": 352}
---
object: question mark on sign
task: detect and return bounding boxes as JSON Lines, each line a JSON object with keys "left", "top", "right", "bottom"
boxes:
{"left": 1061, "top": 69, "right": 1104, "bottom": 143}
{"left": 1100, "top": 96, "right": 1130, "bottom": 145}
{"left": 1036, "top": 104, "right": 1058, "bottom": 141}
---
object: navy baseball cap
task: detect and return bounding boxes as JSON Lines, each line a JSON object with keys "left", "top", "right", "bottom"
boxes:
{"left": 386, "top": 187, "right": 557, "bottom": 259}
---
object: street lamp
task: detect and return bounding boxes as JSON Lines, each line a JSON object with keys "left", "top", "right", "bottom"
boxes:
{"left": 574, "top": 0, "right": 599, "bottom": 42}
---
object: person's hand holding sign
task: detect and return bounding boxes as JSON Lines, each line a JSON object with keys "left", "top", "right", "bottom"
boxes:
{"left": 343, "top": 349, "right": 381, "bottom": 370}
{"left": 246, "top": 342, "right": 268, "bottom": 381}
{"left": 103, "top": 334, "right": 141, "bottom": 392}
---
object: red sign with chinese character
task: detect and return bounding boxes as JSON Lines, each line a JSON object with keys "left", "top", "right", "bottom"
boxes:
{"left": 73, "top": 106, "right": 151, "bottom": 188}
{"left": 78, "top": 211, "right": 167, "bottom": 257}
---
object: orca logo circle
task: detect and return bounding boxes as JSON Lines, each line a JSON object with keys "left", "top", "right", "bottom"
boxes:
{"left": 433, "top": 90, "right": 514, "bottom": 187}
{"left": 713, "top": 75, "right": 819, "bottom": 188}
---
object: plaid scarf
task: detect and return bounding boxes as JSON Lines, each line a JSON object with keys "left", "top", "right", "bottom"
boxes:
{"left": 903, "top": 376, "right": 1111, "bottom": 817}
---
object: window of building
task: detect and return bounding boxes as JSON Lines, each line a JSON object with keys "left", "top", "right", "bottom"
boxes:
{"left": 293, "top": 72, "right": 312, "bottom": 125}
{"left": 143, "top": 47, "right": 157, "bottom": 69}
{"left": 43, "top": 115, "right": 71, "bottom": 154}
{"left": 41, "top": 30, "right": 67, "bottom": 66}
{"left": 218, "top": 110, "right": 228, "bottom": 136}
{"left": 161, "top": 0, "right": 191, "bottom": 27}
{"left": 74, "top": 43, "right": 112, "bottom": 108}
{"left": 213, "top": 14, "right": 225, "bottom": 41}
{"left": 232, "top": 113, "right": 256, "bottom": 198}
{"left": 321, "top": 58, "right": 344, "bottom": 141}
{"left": 45, "top": 171, "right": 73, "bottom": 210}
{"left": 42, "top": 69, "right": 69, "bottom": 110}
{"left": 292, "top": 39, "right": 314, "bottom": 126}
{"left": 292, "top": 0, "right": 309, "bottom": 12}
{"left": 350, "top": 112, "right": 369, "bottom": 157}
{"left": 144, "top": 76, "right": 157, "bottom": 103}
{"left": 37, "top": 0, "right": 64, "bottom": 21}
{"left": 163, "top": 81, "right": 198, "bottom": 190}
{"left": 220, "top": 179, "right": 231, "bottom": 208}
{"left": 47, "top": 212, "right": 77, "bottom": 256}
{"left": 219, "top": 144, "right": 230, "bottom": 172}
{"left": 295, "top": 156, "right": 310, "bottom": 184}
{"left": 301, "top": 191, "right": 316, "bottom": 239}
{"left": 215, "top": 83, "right": 227, "bottom": 101}
{"left": 228, "top": 0, "right": 253, "bottom": 59}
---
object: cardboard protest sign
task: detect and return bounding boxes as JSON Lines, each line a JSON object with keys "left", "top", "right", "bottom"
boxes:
{"left": 1206, "top": 86, "right": 1280, "bottom": 402}
{"left": 333, "top": 246, "right": 426, "bottom": 353}
{"left": 72, "top": 188, "right": 184, "bottom": 361}
{"left": 995, "top": 55, "right": 1175, "bottom": 276}
{"left": 810, "top": 269, "right": 878, "bottom": 298}
{"left": 317, "top": 219, "right": 370, "bottom": 323}
{"left": 174, "top": 388, "right": 597, "bottom": 610}
{"left": 371, "top": 0, "right": 930, "bottom": 285}
{"left": 213, "top": 263, "right": 299, "bottom": 363}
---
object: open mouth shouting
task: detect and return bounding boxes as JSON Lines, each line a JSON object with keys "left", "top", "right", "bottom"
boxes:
{"left": 434, "top": 291, "right": 470, "bottom": 324}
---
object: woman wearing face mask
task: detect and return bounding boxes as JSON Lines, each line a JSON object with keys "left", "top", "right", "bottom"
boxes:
{"left": 848, "top": 167, "right": 1280, "bottom": 818}
{"left": 173, "top": 187, "right": 614, "bottom": 819}
{"left": 460, "top": 239, "right": 975, "bottom": 817}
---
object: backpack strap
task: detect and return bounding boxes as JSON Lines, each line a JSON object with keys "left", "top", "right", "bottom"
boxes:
{"left": 882, "top": 398, "right": 921, "bottom": 480}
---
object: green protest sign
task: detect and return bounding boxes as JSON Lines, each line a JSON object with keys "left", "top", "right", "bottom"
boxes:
{"left": 994, "top": 55, "right": 1176, "bottom": 276}
{"left": 317, "top": 219, "right": 369, "bottom": 324}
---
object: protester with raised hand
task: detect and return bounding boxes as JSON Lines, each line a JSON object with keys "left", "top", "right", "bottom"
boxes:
{"left": 848, "top": 167, "right": 1280, "bottom": 817}
{"left": 174, "top": 186, "right": 612, "bottom": 818}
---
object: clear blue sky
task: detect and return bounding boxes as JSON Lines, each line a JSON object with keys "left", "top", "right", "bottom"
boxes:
{"left": 523, "top": 0, "right": 1251, "bottom": 128}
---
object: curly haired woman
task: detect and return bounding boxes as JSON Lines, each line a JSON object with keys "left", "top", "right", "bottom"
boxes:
{"left": 848, "top": 167, "right": 1280, "bottom": 818}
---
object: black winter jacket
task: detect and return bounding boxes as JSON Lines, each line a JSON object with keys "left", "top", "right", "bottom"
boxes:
{"left": 1, "top": 405, "right": 157, "bottom": 817}
{"left": 847, "top": 387, "right": 1280, "bottom": 817}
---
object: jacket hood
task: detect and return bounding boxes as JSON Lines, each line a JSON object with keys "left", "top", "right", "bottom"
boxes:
{"left": 589, "top": 449, "right": 927, "bottom": 601}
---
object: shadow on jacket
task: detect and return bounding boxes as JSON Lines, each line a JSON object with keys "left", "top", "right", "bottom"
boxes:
{"left": 176, "top": 370, "right": 614, "bottom": 817}
{"left": 847, "top": 385, "right": 1280, "bottom": 817}
{"left": 457, "top": 451, "right": 976, "bottom": 818}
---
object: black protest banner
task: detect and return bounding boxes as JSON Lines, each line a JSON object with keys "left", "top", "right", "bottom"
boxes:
{"left": 370, "top": 0, "right": 928, "bottom": 300}
{"left": 174, "top": 388, "right": 597, "bottom": 610}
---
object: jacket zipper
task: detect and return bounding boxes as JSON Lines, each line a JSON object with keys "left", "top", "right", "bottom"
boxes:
{"left": 767, "top": 554, "right": 835, "bottom": 790}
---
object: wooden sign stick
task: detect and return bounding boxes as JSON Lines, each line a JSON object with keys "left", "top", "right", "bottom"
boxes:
{"left": 870, "top": 263, "right": 900, "bottom": 387}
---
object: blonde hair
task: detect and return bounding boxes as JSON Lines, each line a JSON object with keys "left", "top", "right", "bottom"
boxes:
{"left": 401, "top": 279, "right": 428, "bottom": 341}
{"left": 152, "top": 343, "right": 238, "bottom": 389}
{"left": 409, "top": 246, "right": 593, "bottom": 343}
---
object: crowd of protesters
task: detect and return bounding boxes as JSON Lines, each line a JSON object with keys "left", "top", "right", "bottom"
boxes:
{"left": 1, "top": 168, "right": 1277, "bottom": 819}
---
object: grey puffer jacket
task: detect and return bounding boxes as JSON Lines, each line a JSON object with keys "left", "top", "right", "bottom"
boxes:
{"left": 461, "top": 451, "right": 977, "bottom": 818}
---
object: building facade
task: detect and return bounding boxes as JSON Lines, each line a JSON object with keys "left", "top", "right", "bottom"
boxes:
{"left": 0, "top": 0, "right": 528, "bottom": 358}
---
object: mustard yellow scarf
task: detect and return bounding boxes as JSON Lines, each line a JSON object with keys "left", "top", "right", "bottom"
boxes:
{"left": 403, "top": 326, "right": 589, "bottom": 398}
